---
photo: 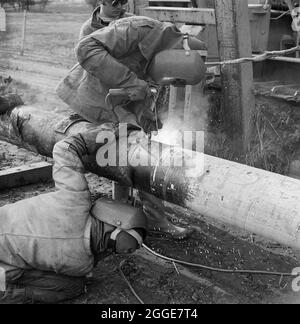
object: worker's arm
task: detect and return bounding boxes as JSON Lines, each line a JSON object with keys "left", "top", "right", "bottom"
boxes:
{"left": 79, "top": 17, "right": 93, "bottom": 39}
{"left": 52, "top": 129, "right": 106, "bottom": 200}
{"left": 52, "top": 127, "right": 133, "bottom": 195}
{"left": 76, "top": 26, "right": 148, "bottom": 91}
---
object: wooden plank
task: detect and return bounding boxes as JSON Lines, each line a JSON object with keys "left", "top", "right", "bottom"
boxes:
{"left": 149, "top": 0, "right": 193, "bottom": 8}
{"left": 182, "top": 83, "right": 207, "bottom": 131}
{"left": 141, "top": 7, "right": 216, "bottom": 25}
{"left": 133, "top": 0, "right": 149, "bottom": 15}
{"left": 149, "top": 0, "right": 192, "bottom": 4}
{"left": 141, "top": 4, "right": 269, "bottom": 25}
{"left": 0, "top": 162, "right": 52, "bottom": 191}
{"left": 183, "top": 85, "right": 193, "bottom": 128}
{"left": 214, "top": 0, "right": 255, "bottom": 153}
{"left": 168, "top": 86, "right": 178, "bottom": 121}
{"left": 127, "top": 0, "right": 136, "bottom": 13}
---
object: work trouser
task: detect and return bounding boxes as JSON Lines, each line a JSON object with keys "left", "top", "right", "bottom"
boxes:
{"left": 6, "top": 270, "right": 86, "bottom": 304}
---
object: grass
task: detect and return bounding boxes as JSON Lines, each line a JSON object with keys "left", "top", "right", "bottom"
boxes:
{"left": 0, "top": 1, "right": 91, "bottom": 60}
{"left": 246, "top": 100, "right": 300, "bottom": 175}
{"left": 204, "top": 89, "right": 300, "bottom": 175}
{"left": 1, "top": 1, "right": 299, "bottom": 176}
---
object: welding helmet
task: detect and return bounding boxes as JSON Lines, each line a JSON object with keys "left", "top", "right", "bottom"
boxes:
{"left": 147, "top": 35, "right": 207, "bottom": 86}
{"left": 91, "top": 197, "right": 147, "bottom": 254}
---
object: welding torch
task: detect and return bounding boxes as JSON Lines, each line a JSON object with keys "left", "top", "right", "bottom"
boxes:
{"left": 108, "top": 86, "right": 161, "bottom": 135}
{"left": 107, "top": 78, "right": 187, "bottom": 135}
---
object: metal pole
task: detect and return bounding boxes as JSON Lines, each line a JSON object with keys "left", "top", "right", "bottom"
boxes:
{"left": 20, "top": 9, "right": 27, "bottom": 56}
{"left": 0, "top": 5, "right": 6, "bottom": 33}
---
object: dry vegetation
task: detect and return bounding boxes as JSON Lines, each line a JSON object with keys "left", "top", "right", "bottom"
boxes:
{"left": 1, "top": 1, "right": 90, "bottom": 62}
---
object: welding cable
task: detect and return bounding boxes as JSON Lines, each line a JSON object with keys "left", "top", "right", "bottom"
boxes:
{"left": 105, "top": 93, "right": 122, "bottom": 123}
{"left": 271, "top": 10, "right": 291, "bottom": 20}
{"left": 118, "top": 262, "right": 145, "bottom": 304}
{"left": 142, "top": 244, "right": 298, "bottom": 278}
{"left": 207, "top": 46, "right": 300, "bottom": 66}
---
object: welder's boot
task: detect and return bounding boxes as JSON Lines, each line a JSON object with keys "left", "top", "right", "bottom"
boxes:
{"left": 141, "top": 192, "right": 193, "bottom": 240}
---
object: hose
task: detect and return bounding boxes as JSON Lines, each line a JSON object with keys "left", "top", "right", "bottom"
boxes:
{"left": 142, "top": 244, "right": 298, "bottom": 278}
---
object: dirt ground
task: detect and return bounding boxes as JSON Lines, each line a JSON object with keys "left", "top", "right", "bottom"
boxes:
{"left": 1, "top": 2, "right": 300, "bottom": 304}
{"left": 1, "top": 177, "right": 300, "bottom": 305}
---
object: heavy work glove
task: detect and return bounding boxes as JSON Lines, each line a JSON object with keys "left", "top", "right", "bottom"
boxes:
{"left": 139, "top": 108, "right": 163, "bottom": 135}
{"left": 124, "top": 82, "right": 152, "bottom": 102}
{"left": 130, "top": 94, "right": 163, "bottom": 135}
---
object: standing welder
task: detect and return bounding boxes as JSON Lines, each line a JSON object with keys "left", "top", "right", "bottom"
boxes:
{"left": 57, "top": 16, "right": 207, "bottom": 239}
{"left": 80, "top": 0, "right": 133, "bottom": 39}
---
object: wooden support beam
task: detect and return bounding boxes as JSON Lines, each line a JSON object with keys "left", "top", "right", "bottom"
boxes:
{"left": 168, "top": 86, "right": 178, "bottom": 120}
{"left": 183, "top": 85, "right": 193, "bottom": 128}
{"left": 0, "top": 162, "right": 52, "bottom": 191}
{"left": 141, "top": 7, "right": 216, "bottom": 24}
{"left": 214, "top": 0, "right": 255, "bottom": 153}
{"left": 127, "top": 0, "right": 136, "bottom": 14}
{"left": 133, "top": 0, "right": 149, "bottom": 15}
{"left": 149, "top": 0, "right": 192, "bottom": 4}
{"left": 141, "top": 4, "right": 269, "bottom": 25}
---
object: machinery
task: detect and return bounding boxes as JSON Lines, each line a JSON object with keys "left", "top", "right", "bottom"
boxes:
{"left": 140, "top": 0, "right": 300, "bottom": 178}
{"left": 252, "top": 0, "right": 300, "bottom": 102}
{"left": 147, "top": 0, "right": 300, "bottom": 101}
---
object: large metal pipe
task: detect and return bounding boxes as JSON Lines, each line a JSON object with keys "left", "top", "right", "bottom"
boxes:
{"left": 1, "top": 106, "right": 300, "bottom": 250}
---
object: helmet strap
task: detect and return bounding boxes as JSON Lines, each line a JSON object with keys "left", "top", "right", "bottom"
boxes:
{"left": 183, "top": 34, "right": 191, "bottom": 55}
{"left": 110, "top": 228, "right": 122, "bottom": 241}
{"left": 109, "top": 228, "right": 143, "bottom": 249}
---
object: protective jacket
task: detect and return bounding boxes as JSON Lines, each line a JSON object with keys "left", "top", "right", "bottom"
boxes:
{"left": 0, "top": 125, "right": 138, "bottom": 283}
{"left": 0, "top": 137, "right": 94, "bottom": 281}
{"left": 79, "top": 5, "right": 133, "bottom": 39}
{"left": 56, "top": 16, "right": 205, "bottom": 125}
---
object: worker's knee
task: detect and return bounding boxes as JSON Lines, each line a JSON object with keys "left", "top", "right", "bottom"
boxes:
{"left": 26, "top": 281, "right": 85, "bottom": 304}
{"left": 12, "top": 270, "right": 86, "bottom": 304}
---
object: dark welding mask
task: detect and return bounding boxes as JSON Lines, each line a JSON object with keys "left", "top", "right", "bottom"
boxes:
{"left": 147, "top": 49, "right": 207, "bottom": 86}
{"left": 108, "top": 227, "right": 145, "bottom": 254}
{"left": 147, "top": 34, "right": 207, "bottom": 86}
{"left": 91, "top": 197, "right": 147, "bottom": 254}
